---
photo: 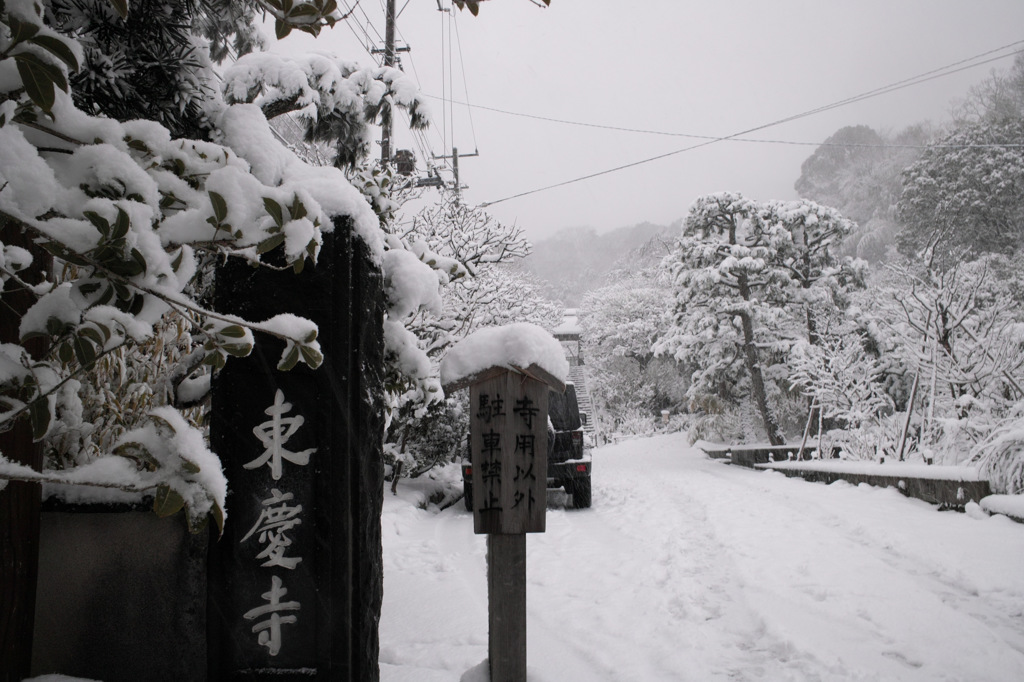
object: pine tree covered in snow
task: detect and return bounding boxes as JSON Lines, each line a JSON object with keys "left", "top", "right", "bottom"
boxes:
{"left": 656, "top": 192, "right": 861, "bottom": 445}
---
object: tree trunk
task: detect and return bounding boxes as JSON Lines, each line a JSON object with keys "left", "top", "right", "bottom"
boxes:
{"left": 738, "top": 310, "right": 785, "bottom": 445}
{"left": 735, "top": 270, "right": 784, "bottom": 446}
{"left": 805, "top": 305, "right": 819, "bottom": 347}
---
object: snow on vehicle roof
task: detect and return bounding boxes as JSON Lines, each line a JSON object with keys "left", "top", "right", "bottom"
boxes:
{"left": 440, "top": 322, "right": 569, "bottom": 390}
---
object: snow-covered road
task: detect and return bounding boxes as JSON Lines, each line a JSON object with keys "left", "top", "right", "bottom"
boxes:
{"left": 379, "top": 433, "right": 1024, "bottom": 681}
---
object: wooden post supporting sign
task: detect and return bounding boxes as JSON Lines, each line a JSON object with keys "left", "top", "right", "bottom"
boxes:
{"left": 447, "top": 363, "right": 564, "bottom": 682}
{"left": 487, "top": 533, "right": 527, "bottom": 680}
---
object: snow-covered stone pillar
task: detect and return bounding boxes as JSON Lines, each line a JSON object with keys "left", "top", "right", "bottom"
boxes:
{"left": 209, "top": 220, "right": 385, "bottom": 680}
{"left": 0, "top": 227, "right": 49, "bottom": 682}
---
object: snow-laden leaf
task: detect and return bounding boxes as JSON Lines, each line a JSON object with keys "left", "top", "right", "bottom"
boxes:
{"left": 7, "top": 15, "right": 41, "bottom": 44}
{"left": 209, "top": 191, "right": 228, "bottom": 223}
{"left": 263, "top": 197, "right": 284, "bottom": 227}
{"left": 111, "top": 207, "right": 130, "bottom": 240}
{"left": 299, "top": 344, "right": 322, "bottom": 368}
{"left": 29, "top": 35, "right": 80, "bottom": 72}
{"left": 15, "top": 52, "right": 63, "bottom": 113}
{"left": 277, "top": 344, "right": 300, "bottom": 371}
{"left": 153, "top": 484, "right": 185, "bottom": 517}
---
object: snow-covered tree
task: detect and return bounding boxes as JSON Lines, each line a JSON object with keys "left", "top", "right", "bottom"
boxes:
{"left": 379, "top": 193, "right": 533, "bottom": 419}
{"left": 795, "top": 124, "right": 930, "bottom": 264}
{"left": 896, "top": 118, "right": 1024, "bottom": 266}
{"left": 758, "top": 199, "right": 862, "bottom": 344}
{"left": 379, "top": 192, "right": 561, "bottom": 483}
{"left": 222, "top": 51, "right": 428, "bottom": 169}
{"left": 657, "top": 193, "right": 789, "bottom": 444}
{"left": 881, "top": 258, "right": 1024, "bottom": 464}
{"left": 656, "top": 192, "right": 860, "bottom": 445}
{"left": 580, "top": 267, "right": 686, "bottom": 432}
{"left": 788, "top": 333, "right": 895, "bottom": 460}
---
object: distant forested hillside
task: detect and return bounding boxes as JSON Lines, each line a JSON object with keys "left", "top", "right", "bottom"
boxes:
{"left": 521, "top": 221, "right": 678, "bottom": 305}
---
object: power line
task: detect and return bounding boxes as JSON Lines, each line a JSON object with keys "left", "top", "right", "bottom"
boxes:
{"left": 355, "top": 0, "right": 385, "bottom": 43}
{"left": 480, "top": 40, "right": 1024, "bottom": 208}
{"left": 422, "top": 92, "right": 1024, "bottom": 150}
{"left": 338, "top": 0, "right": 378, "bottom": 57}
{"left": 451, "top": 9, "right": 479, "bottom": 153}
{"left": 763, "top": 41, "right": 1024, "bottom": 129}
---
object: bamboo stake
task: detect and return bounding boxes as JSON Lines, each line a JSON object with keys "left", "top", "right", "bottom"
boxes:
{"left": 924, "top": 334, "right": 939, "bottom": 460}
{"left": 897, "top": 372, "right": 920, "bottom": 462}
{"left": 797, "top": 399, "right": 816, "bottom": 460}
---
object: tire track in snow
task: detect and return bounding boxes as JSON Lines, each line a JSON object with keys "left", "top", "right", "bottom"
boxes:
{"left": 693, "top": 461, "right": 1024, "bottom": 660}
{"left": 521, "top": 437, "right": 832, "bottom": 681}
{"left": 381, "top": 434, "right": 1024, "bottom": 681}
{"left": 680, "top": 452, "right": 1024, "bottom": 681}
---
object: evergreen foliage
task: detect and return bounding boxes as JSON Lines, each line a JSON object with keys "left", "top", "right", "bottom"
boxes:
{"left": 0, "top": 0, "right": 432, "bottom": 528}
{"left": 50, "top": 0, "right": 214, "bottom": 138}
{"left": 657, "top": 192, "right": 860, "bottom": 445}
{"left": 896, "top": 118, "right": 1024, "bottom": 265}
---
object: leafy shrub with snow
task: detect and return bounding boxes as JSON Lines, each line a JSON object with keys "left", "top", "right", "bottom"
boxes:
{"left": 385, "top": 394, "right": 468, "bottom": 482}
{"left": 972, "top": 401, "right": 1024, "bottom": 494}
{"left": 0, "top": 0, "right": 443, "bottom": 529}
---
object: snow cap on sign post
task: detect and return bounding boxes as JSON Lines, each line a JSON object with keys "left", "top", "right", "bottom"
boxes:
{"left": 440, "top": 322, "right": 568, "bottom": 394}
{"left": 444, "top": 323, "right": 566, "bottom": 536}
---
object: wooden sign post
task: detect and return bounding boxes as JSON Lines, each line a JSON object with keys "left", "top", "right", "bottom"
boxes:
{"left": 447, "top": 364, "right": 564, "bottom": 682}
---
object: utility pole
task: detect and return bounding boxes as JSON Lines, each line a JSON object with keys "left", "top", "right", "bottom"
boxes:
{"left": 452, "top": 147, "right": 459, "bottom": 201}
{"left": 434, "top": 146, "right": 479, "bottom": 203}
{"left": 379, "top": 0, "right": 396, "bottom": 167}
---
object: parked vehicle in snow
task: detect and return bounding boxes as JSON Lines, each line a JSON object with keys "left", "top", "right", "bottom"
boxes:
{"left": 462, "top": 383, "right": 592, "bottom": 510}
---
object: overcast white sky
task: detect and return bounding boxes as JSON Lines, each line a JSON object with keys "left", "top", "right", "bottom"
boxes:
{"left": 273, "top": 0, "right": 1024, "bottom": 241}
